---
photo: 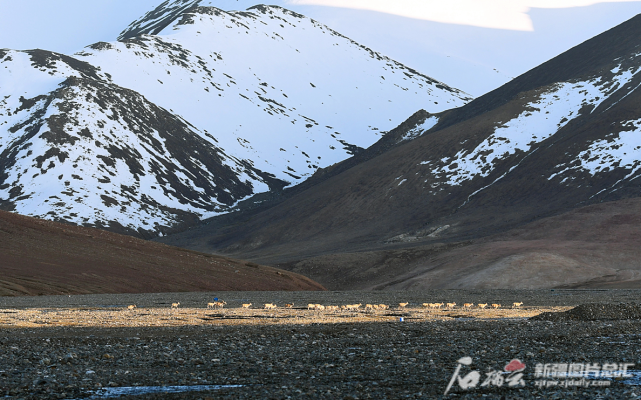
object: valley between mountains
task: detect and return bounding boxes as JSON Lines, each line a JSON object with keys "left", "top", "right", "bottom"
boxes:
{"left": 2, "top": 1, "right": 641, "bottom": 292}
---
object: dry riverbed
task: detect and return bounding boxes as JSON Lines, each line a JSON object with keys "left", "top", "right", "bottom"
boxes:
{"left": 1, "top": 290, "right": 640, "bottom": 399}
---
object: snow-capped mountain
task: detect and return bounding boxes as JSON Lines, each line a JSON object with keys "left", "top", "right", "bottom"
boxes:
{"left": 80, "top": 5, "right": 470, "bottom": 184}
{"left": 158, "top": 14, "right": 641, "bottom": 289}
{"left": 0, "top": 3, "right": 470, "bottom": 235}
{"left": 0, "top": 49, "right": 268, "bottom": 235}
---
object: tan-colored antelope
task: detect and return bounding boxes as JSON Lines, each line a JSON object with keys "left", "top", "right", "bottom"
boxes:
{"left": 463, "top": 303, "right": 474, "bottom": 309}
{"left": 365, "top": 304, "right": 375, "bottom": 311}
{"left": 326, "top": 305, "right": 339, "bottom": 311}
{"left": 513, "top": 302, "right": 523, "bottom": 308}
{"left": 399, "top": 302, "right": 409, "bottom": 308}
{"left": 285, "top": 303, "right": 294, "bottom": 308}
{"left": 208, "top": 301, "right": 226, "bottom": 309}
{"left": 264, "top": 303, "right": 277, "bottom": 309}
{"left": 127, "top": 305, "right": 136, "bottom": 310}
{"left": 492, "top": 304, "right": 501, "bottom": 309}
{"left": 242, "top": 303, "right": 252, "bottom": 309}
{"left": 446, "top": 302, "right": 457, "bottom": 309}
{"left": 171, "top": 302, "right": 180, "bottom": 308}
{"left": 378, "top": 304, "right": 389, "bottom": 310}
{"left": 344, "top": 304, "right": 362, "bottom": 311}
{"left": 422, "top": 303, "right": 431, "bottom": 308}
{"left": 478, "top": 303, "right": 488, "bottom": 309}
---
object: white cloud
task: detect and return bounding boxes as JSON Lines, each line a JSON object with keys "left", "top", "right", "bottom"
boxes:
{"left": 286, "top": 0, "right": 641, "bottom": 31}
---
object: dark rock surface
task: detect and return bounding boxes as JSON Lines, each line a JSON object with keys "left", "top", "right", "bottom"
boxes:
{"left": 0, "top": 290, "right": 640, "bottom": 399}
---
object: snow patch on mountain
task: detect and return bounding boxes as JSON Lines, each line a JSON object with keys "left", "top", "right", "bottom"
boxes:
{"left": 398, "top": 116, "right": 439, "bottom": 143}
{"left": 424, "top": 58, "right": 641, "bottom": 189}
{"left": 549, "top": 118, "right": 641, "bottom": 184}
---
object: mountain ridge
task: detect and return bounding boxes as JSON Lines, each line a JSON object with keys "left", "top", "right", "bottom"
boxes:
{"left": 434, "top": 13, "right": 641, "bottom": 132}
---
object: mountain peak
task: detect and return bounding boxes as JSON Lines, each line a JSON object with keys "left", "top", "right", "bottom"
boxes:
{"left": 118, "top": 0, "right": 200, "bottom": 40}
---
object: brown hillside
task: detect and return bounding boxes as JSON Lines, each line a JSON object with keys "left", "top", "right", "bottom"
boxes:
{"left": 0, "top": 211, "right": 324, "bottom": 296}
{"left": 275, "top": 198, "right": 641, "bottom": 290}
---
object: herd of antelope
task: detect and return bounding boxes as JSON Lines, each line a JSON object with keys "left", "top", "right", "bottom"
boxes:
{"left": 421, "top": 302, "right": 523, "bottom": 309}
{"left": 125, "top": 301, "right": 524, "bottom": 311}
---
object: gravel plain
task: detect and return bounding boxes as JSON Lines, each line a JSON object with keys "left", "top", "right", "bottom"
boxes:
{"left": 1, "top": 290, "right": 641, "bottom": 399}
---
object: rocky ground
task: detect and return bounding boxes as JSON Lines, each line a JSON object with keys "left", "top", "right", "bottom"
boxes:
{"left": 1, "top": 290, "right": 640, "bottom": 399}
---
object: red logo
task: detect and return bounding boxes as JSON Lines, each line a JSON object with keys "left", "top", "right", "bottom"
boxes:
{"left": 504, "top": 359, "right": 526, "bottom": 372}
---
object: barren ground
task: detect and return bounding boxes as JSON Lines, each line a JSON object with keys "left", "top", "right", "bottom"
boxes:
{"left": 1, "top": 290, "right": 641, "bottom": 399}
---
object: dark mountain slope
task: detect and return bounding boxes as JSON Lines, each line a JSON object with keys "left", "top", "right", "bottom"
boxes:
{"left": 275, "top": 197, "right": 641, "bottom": 290}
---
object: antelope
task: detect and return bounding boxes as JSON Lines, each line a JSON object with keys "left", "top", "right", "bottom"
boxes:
{"left": 171, "top": 302, "right": 180, "bottom": 308}
{"left": 326, "top": 305, "right": 339, "bottom": 311}
{"left": 344, "top": 304, "right": 362, "bottom": 311}
{"left": 446, "top": 302, "right": 457, "bottom": 309}
{"left": 513, "top": 302, "right": 523, "bottom": 308}
{"left": 378, "top": 304, "right": 389, "bottom": 310}
{"left": 242, "top": 303, "right": 252, "bottom": 309}
{"left": 365, "top": 304, "right": 375, "bottom": 311}
{"left": 127, "top": 305, "right": 136, "bottom": 310}
{"left": 463, "top": 303, "right": 474, "bottom": 309}
{"left": 399, "top": 302, "right": 409, "bottom": 308}
{"left": 435, "top": 303, "right": 444, "bottom": 309}
{"left": 285, "top": 303, "right": 294, "bottom": 308}
{"left": 478, "top": 303, "right": 488, "bottom": 309}
{"left": 492, "top": 304, "right": 501, "bottom": 309}
{"left": 264, "top": 303, "right": 277, "bottom": 309}
{"left": 208, "top": 301, "right": 226, "bottom": 309}
{"left": 422, "top": 303, "right": 431, "bottom": 308}
{"left": 308, "top": 303, "right": 316, "bottom": 310}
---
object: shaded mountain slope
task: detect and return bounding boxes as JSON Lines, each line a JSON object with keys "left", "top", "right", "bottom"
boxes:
{"left": 158, "top": 13, "right": 641, "bottom": 290}
{"left": 274, "top": 197, "right": 641, "bottom": 290}
{"left": 0, "top": 211, "right": 324, "bottom": 296}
